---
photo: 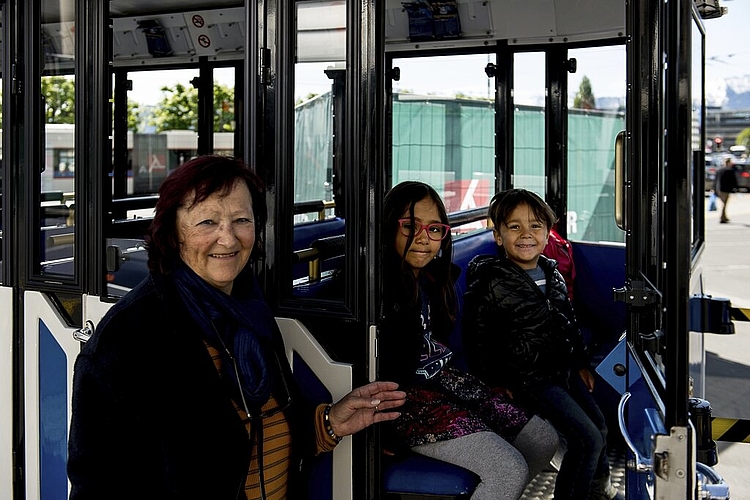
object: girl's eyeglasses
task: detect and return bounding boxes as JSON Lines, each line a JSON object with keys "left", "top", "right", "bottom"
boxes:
{"left": 398, "top": 219, "right": 451, "bottom": 241}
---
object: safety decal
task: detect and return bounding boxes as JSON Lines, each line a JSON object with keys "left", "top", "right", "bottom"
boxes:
{"left": 712, "top": 417, "right": 750, "bottom": 443}
{"left": 730, "top": 307, "right": 750, "bottom": 322}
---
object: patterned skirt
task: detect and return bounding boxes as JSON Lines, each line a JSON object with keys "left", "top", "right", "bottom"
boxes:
{"left": 391, "top": 365, "right": 531, "bottom": 448}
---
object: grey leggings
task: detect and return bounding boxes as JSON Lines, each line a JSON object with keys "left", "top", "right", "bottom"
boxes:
{"left": 411, "top": 415, "right": 559, "bottom": 500}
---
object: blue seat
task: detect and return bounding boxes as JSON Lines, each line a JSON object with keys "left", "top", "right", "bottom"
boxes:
{"left": 570, "top": 242, "right": 626, "bottom": 360}
{"left": 292, "top": 218, "right": 345, "bottom": 280}
{"left": 383, "top": 454, "right": 478, "bottom": 497}
{"left": 449, "top": 229, "right": 499, "bottom": 371}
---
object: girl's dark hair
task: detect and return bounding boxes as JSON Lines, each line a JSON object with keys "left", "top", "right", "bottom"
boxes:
{"left": 145, "top": 155, "right": 267, "bottom": 274}
{"left": 382, "top": 181, "right": 457, "bottom": 326}
{"left": 488, "top": 188, "right": 558, "bottom": 230}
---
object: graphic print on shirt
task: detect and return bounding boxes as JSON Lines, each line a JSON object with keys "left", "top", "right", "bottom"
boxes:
{"left": 415, "top": 295, "right": 453, "bottom": 380}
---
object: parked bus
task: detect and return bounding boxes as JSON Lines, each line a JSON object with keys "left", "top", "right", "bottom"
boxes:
{"left": 0, "top": 0, "right": 742, "bottom": 498}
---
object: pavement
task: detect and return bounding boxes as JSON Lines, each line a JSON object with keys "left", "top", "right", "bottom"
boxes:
{"left": 702, "top": 191, "right": 750, "bottom": 498}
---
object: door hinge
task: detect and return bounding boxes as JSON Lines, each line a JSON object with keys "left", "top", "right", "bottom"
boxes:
{"left": 259, "top": 48, "right": 271, "bottom": 85}
{"left": 614, "top": 278, "right": 661, "bottom": 307}
{"left": 11, "top": 63, "right": 22, "bottom": 94}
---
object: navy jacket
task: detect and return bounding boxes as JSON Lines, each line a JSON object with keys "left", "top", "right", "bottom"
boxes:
{"left": 67, "top": 273, "right": 315, "bottom": 500}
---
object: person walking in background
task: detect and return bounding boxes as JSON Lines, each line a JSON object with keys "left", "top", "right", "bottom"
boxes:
{"left": 67, "top": 155, "right": 406, "bottom": 500}
{"left": 715, "top": 156, "right": 738, "bottom": 223}
{"left": 463, "top": 188, "right": 623, "bottom": 500}
{"left": 379, "top": 181, "right": 559, "bottom": 500}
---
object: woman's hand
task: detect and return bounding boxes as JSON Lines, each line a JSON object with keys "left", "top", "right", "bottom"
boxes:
{"left": 327, "top": 381, "right": 406, "bottom": 437}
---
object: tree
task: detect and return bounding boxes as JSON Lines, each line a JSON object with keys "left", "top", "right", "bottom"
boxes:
{"left": 573, "top": 76, "right": 596, "bottom": 110}
{"left": 41, "top": 75, "right": 76, "bottom": 123}
{"left": 149, "top": 82, "right": 235, "bottom": 133}
{"left": 149, "top": 83, "right": 198, "bottom": 132}
{"left": 127, "top": 100, "right": 143, "bottom": 132}
{"left": 213, "top": 83, "right": 235, "bottom": 132}
{"left": 736, "top": 127, "right": 750, "bottom": 150}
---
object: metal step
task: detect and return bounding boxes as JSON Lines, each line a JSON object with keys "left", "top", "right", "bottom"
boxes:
{"left": 521, "top": 446, "right": 627, "bottom": 499}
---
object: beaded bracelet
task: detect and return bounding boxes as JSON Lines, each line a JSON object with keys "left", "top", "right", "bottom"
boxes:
{"left": 324, "top": 403, "right": 343, "bottom": 443}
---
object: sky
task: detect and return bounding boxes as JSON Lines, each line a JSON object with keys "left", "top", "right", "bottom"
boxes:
{"left": 703, "top": 0, "right": 750, "bottom": 84}
{"left": 129, "top": 1, "right": 750, "bottom": 106}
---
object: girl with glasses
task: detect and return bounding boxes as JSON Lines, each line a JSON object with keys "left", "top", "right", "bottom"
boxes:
{"left": 379, "top": 181, "right": 559, "bottom": 500}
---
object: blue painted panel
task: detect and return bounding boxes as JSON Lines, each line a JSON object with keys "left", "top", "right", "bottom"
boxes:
{"left": 39, "top": 320, "right": 68, "bottom": 500}
{"left": 625, "top": 371, "right": 664, "bottom": 499}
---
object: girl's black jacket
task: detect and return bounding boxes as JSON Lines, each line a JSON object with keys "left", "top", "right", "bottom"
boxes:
{"left": 67, "top": 272, "right": 316, "bottom": 500}
{"left": 462, "top": 253, "right": 590, "bottom": 391}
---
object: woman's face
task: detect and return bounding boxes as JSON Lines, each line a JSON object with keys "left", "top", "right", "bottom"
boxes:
{"left": 394, "top": 197, "right": 444, "bottom": 275}
{"left": 176, "top": 180, "right": 255, "bottom": 294}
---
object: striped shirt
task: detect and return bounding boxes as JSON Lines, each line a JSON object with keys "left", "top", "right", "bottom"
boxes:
{"left": 205, "top": 342, "right": 338, "bottom": 499}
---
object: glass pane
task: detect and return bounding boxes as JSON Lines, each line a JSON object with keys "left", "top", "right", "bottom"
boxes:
{"left": 566, "top": 45, "right": 626, "bottom": 243}
{"left": 293, "top": 1, "right": 346, "bottom": 298}
{"left": 294, "top": 61, "right": 336, "bottom": 211}
{"left": 391, "top": 54, "right": 495, "bottom": 214}
{"left": 0, "top": 3, "right": 3, "bottom": 283}
{"left": 40, "top": 0, "right": 76, "bottom": 278}
{"left": 128, "top": 69, "right": 200, "bottom": 195}
{"left": 513, "top": 52, "right": 545, "bottom": 196}
{"left": 213, "top": 67, "right": 236, "bottom": 157}
{"left": 691, "top": 19, "right": 705, "bottom": 249}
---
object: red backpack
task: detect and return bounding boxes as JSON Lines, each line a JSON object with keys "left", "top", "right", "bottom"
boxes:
{"left": 543, "top": 227, "right": 576, "bottom": 301}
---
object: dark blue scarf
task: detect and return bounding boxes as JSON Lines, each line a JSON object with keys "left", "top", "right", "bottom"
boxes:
{"left": 172, "top": 263, "right": 274, "bottom": 407}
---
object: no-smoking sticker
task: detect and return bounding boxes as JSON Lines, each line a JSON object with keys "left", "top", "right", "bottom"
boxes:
{"left": 192, "top": 15, "right": 205, "bottom": 28}
{"left": 198, "top": 34, "right": 211, "bottom": 48}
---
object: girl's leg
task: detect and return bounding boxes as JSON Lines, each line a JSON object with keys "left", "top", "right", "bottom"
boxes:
{"left": 511, "top": 415, "right": 560, "bottom": 481}
{"left": 412, "top": 431, "right": 529, "bottom": 500}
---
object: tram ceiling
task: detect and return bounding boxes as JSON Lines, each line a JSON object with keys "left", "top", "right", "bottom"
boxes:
{"left": 384, "top": 0, "right": 626, "bottom": 51}
{"left": 40, "top": 3, "right": 246, "bottom": 69}
{"left": 110, "top": 0, "right": 243, "bottom": 17}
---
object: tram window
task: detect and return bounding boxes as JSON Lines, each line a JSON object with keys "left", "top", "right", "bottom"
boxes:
{"left": 1, "top": 6, "right": 3, "bottom": 283}
{"left": 566, "top": 45, "right": 626, "bottom": 244}
{"left": 294, "top": 61, "right": 336, "bottom": 217}
{"left": 293, "top": 1, "right": 346, "bottom": 298}
{"left": 127, "top": 69, "right": 200, "bottom": 196}
{"left": 690, "top": 17, "right": 706, "bottom": 253}
{"left": 295, "top": 0, "right": 345, "bottom": 218}
{"left": 513, "top": 52, "right": 546, "bottom": 196}
{"left": 39, "top": 0, "right": 76, "bottom": 279}
{"left": 390, "top": 54, "right": 495, "bottom": 214}
{"left": 213, "top": 67, "right": 236, "bottom": 157}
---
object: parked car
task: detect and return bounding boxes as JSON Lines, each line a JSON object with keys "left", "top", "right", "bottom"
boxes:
{"left": 706, "top": 157, "right": 717, "bottom": 192}
{"left": 733, "top": 158, "right": 750, "bottom": 192}
{"left": 705, "top": 153, "right": 730, "bottom": 192}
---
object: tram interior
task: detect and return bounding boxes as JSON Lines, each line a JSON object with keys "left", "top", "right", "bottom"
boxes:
{"left": 28, "top": 1, "right": 637, "bottom": 498}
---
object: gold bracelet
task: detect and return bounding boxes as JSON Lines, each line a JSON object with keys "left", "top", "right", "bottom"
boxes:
{"left": 324, "top": 403, "right": 342, "bottom": 443}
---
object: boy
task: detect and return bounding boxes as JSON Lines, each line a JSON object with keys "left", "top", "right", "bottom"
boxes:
{"left": 462, "top": 188, "right": 622, "bottom": 500}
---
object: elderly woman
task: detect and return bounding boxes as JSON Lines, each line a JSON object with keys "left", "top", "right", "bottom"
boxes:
{"left": 67, "top": 155, "right": 405, "bottom": 500}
